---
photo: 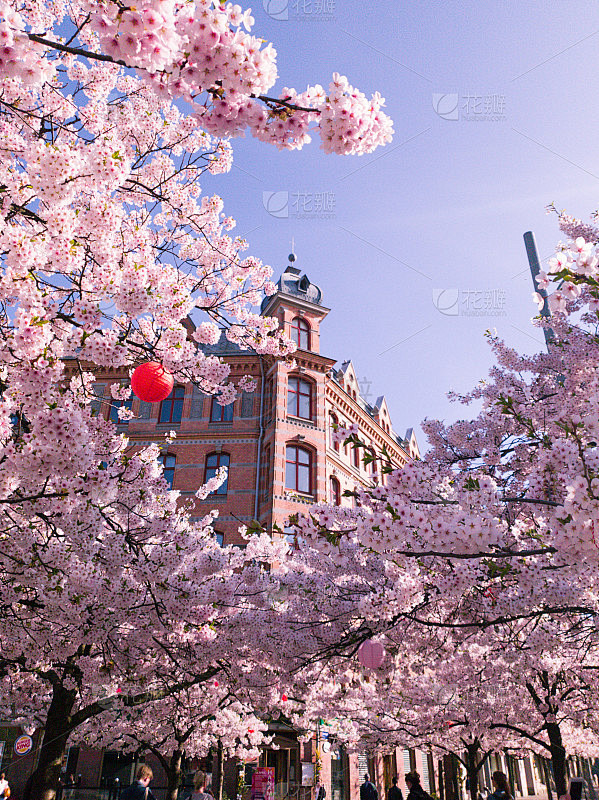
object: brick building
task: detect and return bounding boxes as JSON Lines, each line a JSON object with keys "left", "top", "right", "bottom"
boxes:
{"left": 88, "top": 257, "right": 419, "bottom": 551}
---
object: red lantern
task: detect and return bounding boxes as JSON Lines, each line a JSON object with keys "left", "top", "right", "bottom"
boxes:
{"left": 357, "top": 639, "right": 385, "bottom": 670}
{"left": 131, "top": 362, "right": 174, "bottom": 403}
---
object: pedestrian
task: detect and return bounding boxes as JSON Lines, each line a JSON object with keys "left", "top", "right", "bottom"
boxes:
{"left": 65, "top": 773, "right": 75, "bottom": 800}
{"left": 488, "top": 772, "right": 511, "bottom": 800}
{"left": 316, "top": 783, "right": 326, "bottom": 800}
{"left": 120, "top": 765, "right": 157, "bottom": 800}
{"left": 360, "top": 775, "right": 379, "bottom": 800}
{"left": 108, "top": 776, "right": 121, "bottom": 800}
{"left": 387, "top": 777, "right": 403, "bottom": 800}
{"left": 405, "top": 772, "right": 433, "bottom": 800}
{"left": 0, "top": 772, "right": 10, "bottom": 798}
{"left": 187, "top": 770, "right": 214, "bottom": 800}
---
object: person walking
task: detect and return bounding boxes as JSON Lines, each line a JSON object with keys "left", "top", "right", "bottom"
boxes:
{"left": 360, "top": 775, "right": 379, "bottom": 800}
{"left": 405, "top": 772, "right": 432, "bottom": 800}
{"left": 120, "top": 765, "right": 157, "bottom": 800}
{"left": 387, "top": 777, "right": 403, "bottom": 800}
{"left": 187, "top": 771, "right": 214, "bottom": 800}
{"left": 488, "top": 772, "right": 511, "bottom": 800}
{"left": 0, "top": 772, "right": 10, "bottom": 799}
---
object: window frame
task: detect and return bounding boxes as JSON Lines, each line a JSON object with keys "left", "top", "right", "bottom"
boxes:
{"left": 329, "top": 412, "right": 340, "bottom": 451}
{"left": 290, "top": 316, "right": 310, "bottom": 350}
{"left": 205, "top": 451, "right": 230, "bottom": 495}
{"left": 329, "top": 475, "right": 341, "bottom": 506}
{"left": 158, "top": 386, "right": 185, "bottom": 424}
{"left": 285, "top": 444, "right": 313, "bottom": 495}
{"left": 210, "top": 397, "right": 234, "bottom": 424}
{"left": 287, "top": 376, "right": 313, "bottom": 420}
{"left": 159, "top": 453, "right": 176, "bottom": 489}
{"left": 109, "top": 397, "right": 134, "bottom": 425}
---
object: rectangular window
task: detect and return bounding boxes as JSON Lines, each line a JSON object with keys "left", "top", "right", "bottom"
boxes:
{"left": 210, "top": 398, "right": 234, "bottom": 423}
{"left": 260, "top": 444, "right": 270, "bottom": 502}
{"left": 159, "top": 386, "right": 185, "bottom": 424}
{"left": 109, "top": 398, "right": 133, "bottom": 424}
{"left": 241, "top": 390, "right": 254, "bottom": 418}
{"left": 91, "top": 383, "right": 105, "bottom": 417}
{"left": 159, "top": 453, "right": 176, "bottom": 489}
{"left": 285, "top": 445, "right": 311, "bottom": 494}
{"left": 189, "top": 386, "right": 205, "bottom": 419}
{"left": 206, "top": 452, "right": 230, "bottom": 495}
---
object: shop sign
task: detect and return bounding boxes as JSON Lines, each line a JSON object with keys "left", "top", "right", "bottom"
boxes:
{"left": 301, "top": 763, "right": 315, "bottom": 786}
{"left": 14, "top": 735, "right": 33, "bottom": 756}
{"left": 251, "top": 767, "right": 275, "bottom": 800}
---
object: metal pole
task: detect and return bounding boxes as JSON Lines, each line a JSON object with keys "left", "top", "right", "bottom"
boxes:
{"left": 523, "top": 231, "right": 554, "bottom": 348}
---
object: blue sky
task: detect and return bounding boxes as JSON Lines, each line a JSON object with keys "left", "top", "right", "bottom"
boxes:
{"left": 207, "top": 0, "right": 599, "bottom": 445}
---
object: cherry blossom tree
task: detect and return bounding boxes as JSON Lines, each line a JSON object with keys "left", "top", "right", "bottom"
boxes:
{"left": 272, "top": 216, "right": 599, "bottom": 797}
{"left": 0, "top": 2, "right": 394, "bottom": 798}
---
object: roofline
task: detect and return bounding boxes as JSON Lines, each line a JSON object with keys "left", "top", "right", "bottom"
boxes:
{"left": 261, "top": 291, "right": 331, "bottom": 317}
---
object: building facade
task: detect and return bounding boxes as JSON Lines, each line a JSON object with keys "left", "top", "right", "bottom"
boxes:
{"left": 85, "top": 259, "right": 419, "bottom": 550}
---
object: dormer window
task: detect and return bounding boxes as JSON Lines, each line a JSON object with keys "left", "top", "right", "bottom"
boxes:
{"left": 290, "top": 317, "right": 310, "bottom": 350}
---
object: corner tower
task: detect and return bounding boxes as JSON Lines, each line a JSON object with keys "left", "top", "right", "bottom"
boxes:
{"left": 261, "top": 254, "right": 330, "bottom": 354}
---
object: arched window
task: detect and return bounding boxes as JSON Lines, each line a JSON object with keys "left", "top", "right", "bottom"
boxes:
{"left": 287, "top": 376, "right": 312, "bottom": 420}
{"left": 159, "top": 386, "right": 185, "bottom": 424}
{"left": 370, "top": 447, "right": 379, "bottom": 484}
{"left": 285, "top": 445, "right": 312, "bottom": 495}
{"left": 353, "top": 445, "right": 361, "bottom": 470}
{"left": 329, "top": 476, "right": 341, "bottom": 506}
{"left": 159, "top": 453, "right": 176, "bottom": 489}
{"left": 210, "top": 397, "right": 234, "bottom": 423}
{"left": 205, "top": 452, "right": 230, "bottom": 495}
{"left": 290, "top": 317, "right": 310, "bottom": 350}
{"left": 329, "top": 412, "right": 339, "bottom": 451}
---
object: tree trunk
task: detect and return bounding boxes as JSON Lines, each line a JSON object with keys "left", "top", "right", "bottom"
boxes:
{"left": 212, "top": 739, "right": 225, "bottom": 800}
{"left": 546, "top": 722, "right": 568, "bottom": 798}
{"left": 581, "top": 759, "right": 597, "bottom": 800}
{"left": 438, "top": 759, "right": 445, "bottom": 800}
{"left": 23, "top": 684, "right": 77, "bottom": 800}
{"left": 166, "top": 748, "right": 184, "bottom": 800}
{"left": 465, "top": 743, "right": 480, "bottom": 800}
{"left": 542, "top": 758, "right": 553, "bottom": 800}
